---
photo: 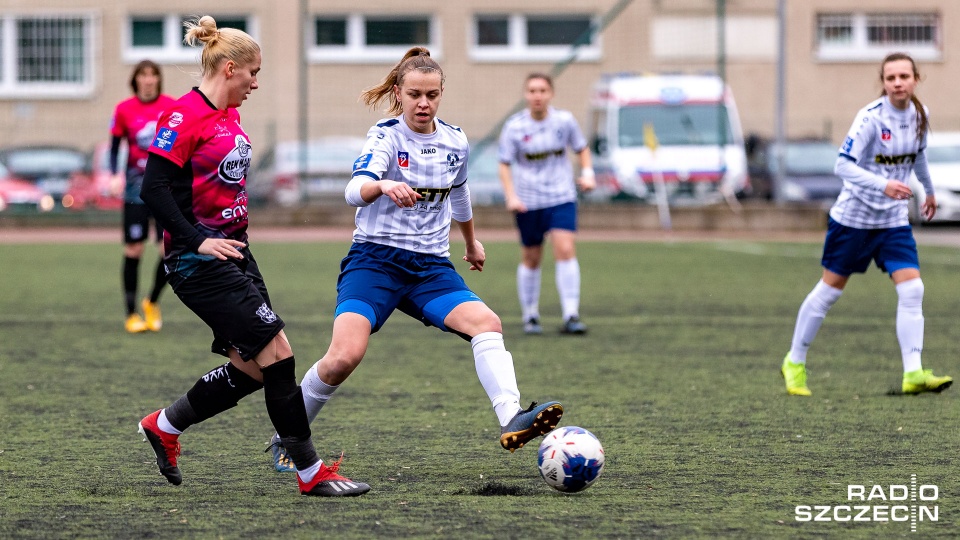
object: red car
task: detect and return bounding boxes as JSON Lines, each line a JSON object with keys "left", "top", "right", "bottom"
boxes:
{"left": 64, "top": 141, "right": 125, "bottom": 211}
{"left": 0, "top": 160, "right": 54, "bottom": 213}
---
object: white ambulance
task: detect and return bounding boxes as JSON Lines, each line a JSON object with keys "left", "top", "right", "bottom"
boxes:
{"left": 587, "top": 73, "right": 749, "bottom": 204}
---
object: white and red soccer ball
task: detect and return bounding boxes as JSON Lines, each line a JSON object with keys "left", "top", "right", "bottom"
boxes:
{"left": 537, "top": 426, "right": 605, "bottom": 493}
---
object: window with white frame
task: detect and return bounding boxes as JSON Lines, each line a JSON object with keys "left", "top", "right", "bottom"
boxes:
{"left": 123, "top": 14, "right": 255, "bottom": 64}
{"left": 0, "top": 13, "right": 97, "bottom": 99}
{"left": 308, "top": 14, "right": 441, "bottom": 63}
{"left": 469, "top": 13, "right": 600, "bottom": 62}
{"left": 816, "top": 12, "right": 940, "bottom": 62}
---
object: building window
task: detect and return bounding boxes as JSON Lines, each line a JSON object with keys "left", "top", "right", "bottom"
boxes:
{"left": 866, "top": 13, "right": 936, "bottom": 45}
{"left": 476, "top": 16, "right": 509, "bottom": 46}
{"left": 131, "top": 18, "right": 164, "bottom": 48}
{"left": 365, "top": 17, "right": 430, "bottom": 46}
{"left": 816, "top": 12, "right": 940, "bottom": 61}
{"left": 527, "top": 16, "right": 593, "bottom": 46}
{"left": 309, "top": 14, "right": 441, "bottom": 63}
{"left": 316, "top": 18, "right": 347, "bottom": 46}
{"left": 0, "top": 13, "right": 96, "bottom": 98}
{"left": 123, "top": 14, "right": 256, "bottom": 64}
{"left": 469, "top": 13, "right": 600, "bottom": 63}
{"left": 817, "top": 14, "right": 852, "bottom": 45}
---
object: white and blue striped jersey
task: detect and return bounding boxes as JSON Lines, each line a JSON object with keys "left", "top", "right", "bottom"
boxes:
{"left": 498, "top": 107, "right": 587, "bottom": 210}
{"left": 831, "top": 96, "right": 929, "bottom": 229}
{"left": 349, "top": 117, "right": 470, "bottom": 257}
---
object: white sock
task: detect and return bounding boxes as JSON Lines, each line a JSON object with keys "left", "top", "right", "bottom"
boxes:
{"left": 789, "top": 280, "right": 843, "bottom": 363}
{"left": 297, "top": 461, "right": 322, "bottom": 483}
{"left": 555, "top": 258, "right": 581, "bottom": 321}
{"left": 157, "top": 409, "right": 182, "bottom": 435}
{"left": 896, "top": 279, "right": 924, "bottom": 373}
{"left": 517, "top": 264, "right": 541, "bottom": 321}
{"left": 301, "top": 362, "right": 340, "bottom": 424}
{"left": 471, "top": 332, "right": 521, "bottom": 426}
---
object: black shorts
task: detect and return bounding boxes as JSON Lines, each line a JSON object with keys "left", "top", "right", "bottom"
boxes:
{"left": 124, "top": 203, "right": 163, "bottom": 244}
{"left": 167, "top": 247, "right": 285, "bottom": 361}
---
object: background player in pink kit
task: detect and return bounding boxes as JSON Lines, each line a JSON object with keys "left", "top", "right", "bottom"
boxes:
{"left": 498, "top": 73, "right": 595, "bottom": 335}
{"left": 110, "top": 60, "right": 175, "bottom": 333}
{"left": 136, "top": 15, "right": 368, "bottom": 497}
{"left": 266, "top": 47, "right": 563, "bottom": 479}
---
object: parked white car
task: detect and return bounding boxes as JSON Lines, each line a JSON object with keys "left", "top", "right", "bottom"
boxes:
{"left": 909, "top": 131, "right": 960, "bottom": 223}
{"left": 248, "top": 137, "right": 366, "bottom": 207}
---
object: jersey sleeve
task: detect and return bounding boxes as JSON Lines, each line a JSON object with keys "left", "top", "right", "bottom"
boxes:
{"left": 110, "top": 102, "right": 125, "bottom": 138}
{"left": 839, "top": 108, "right": 874, "bottom": 163}
{"left": 148, "top": 107, "right": 201, "bottom": 167}
{"left": 566, "top": 113, "right": 588, "bottom": 153}
{"left": 351, "top": 124, "right": 394, "bottom": 181}
{"left": 497, "top": 120, "right": 517, "bottom": 165}
{"left": 452, "top": 135, "right": 470, "bottom": 188}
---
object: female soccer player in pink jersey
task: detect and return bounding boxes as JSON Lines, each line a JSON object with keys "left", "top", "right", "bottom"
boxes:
{"left": 136, "top": 15, "right": 368, "bottom": 497}
{"left": 781, "top": 53, "right": 951, "bottom": 397}
{"left": 109, "top": 60, "right": 175, "bottom": 333}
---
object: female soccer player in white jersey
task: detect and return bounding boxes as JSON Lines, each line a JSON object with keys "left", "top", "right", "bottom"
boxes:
{"left": 781, "top": 52, "right": 952, "bottom": 396}
{"left": 266, "top": 48, "right": 563, "bottom": 481}
{"left": 498, "top": 74, "right": 595, "bottom": 335}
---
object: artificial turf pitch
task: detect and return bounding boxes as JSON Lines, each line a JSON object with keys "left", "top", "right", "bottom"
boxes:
{"left": 1, "top": 238, "right": 958, "bottom": 538}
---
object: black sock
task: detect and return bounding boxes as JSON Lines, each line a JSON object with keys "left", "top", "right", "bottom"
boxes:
{"left": 164, "top": 362, "right": 263, "bottom": 432}
{"left": 262, "top": 357, "right": 320, "bottom": 471}
{"left": 123, "top": 256, "right": 139, "bottom": 314}
{"left": 149, "top": 258, "right": 167, "bottom": 303}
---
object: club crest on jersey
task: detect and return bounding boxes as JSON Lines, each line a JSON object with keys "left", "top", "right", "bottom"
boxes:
{"left": 446, "top": 152, "right": 460, "bottom": 171}
{"left": 151, "top": 128, "right": 178, "bottom": 151}
{"left": 168, "top": 112, "right": 184, "bottom": 127}
{"left": 397, "top": 151, "right": 409, "bottom": 169}
{"left": 881, "top": 129, "right": 892, "bottom": 141}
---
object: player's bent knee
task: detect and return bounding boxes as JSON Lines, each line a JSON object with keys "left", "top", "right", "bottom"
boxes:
{"left": 472, "top": 308, "right": 502, "bottom": 334}
{"left": 272, "top": 332, "right": 293, "bottom": 360}
{"left": 319, "top": 352, "right": 363, "bottom": 383}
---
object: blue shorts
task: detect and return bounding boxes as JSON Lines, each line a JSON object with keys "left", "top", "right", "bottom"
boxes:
{"left": 335, "top": 242, "right": 482, "bottom": 333}
{"left": 515, "top": 201, "right": 577, "bottom": 247}
{"left": 821, "top": 218, "right": 919, "bottom": 276}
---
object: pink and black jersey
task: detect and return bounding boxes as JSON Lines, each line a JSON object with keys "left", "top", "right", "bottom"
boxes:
{"left": 110, "top": 94, "right": 175, "bottom": 203}
{"left": 147, "top": 88, "right": 252, "bottom": 257}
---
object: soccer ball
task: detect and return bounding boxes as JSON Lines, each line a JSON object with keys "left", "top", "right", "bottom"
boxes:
{"left": 537, "top": 426, "right": 605, "bottom": 493}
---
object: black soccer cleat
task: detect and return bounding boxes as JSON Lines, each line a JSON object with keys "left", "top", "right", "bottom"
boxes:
{"left": 560, "top": 316, "right": 587, "bottom": 335}
{"left": 499, "top": 401, "right": 563, "bottom": 452}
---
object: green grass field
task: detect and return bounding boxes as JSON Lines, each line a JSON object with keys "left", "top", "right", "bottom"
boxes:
{"left": 1, "top": 236, "right": 959, "bottom": 538}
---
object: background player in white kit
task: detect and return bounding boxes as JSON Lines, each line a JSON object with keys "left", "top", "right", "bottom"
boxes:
{"left": 498, "top": 73, "right": 595, "bottom": 335}
{"left": 781, "top": 52, "right": 952, "bottom": 396}
{"left": 266, "top": 47, "right": 563, "bottom": 477}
